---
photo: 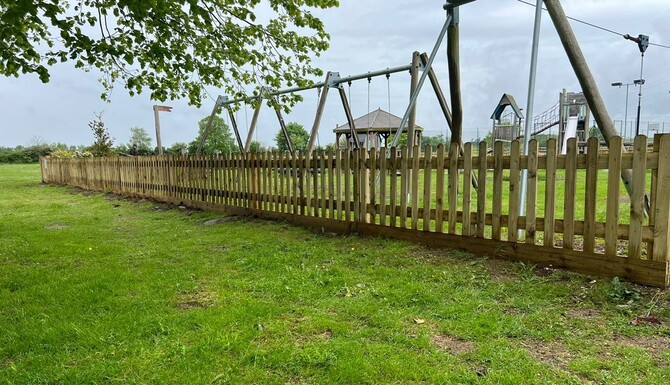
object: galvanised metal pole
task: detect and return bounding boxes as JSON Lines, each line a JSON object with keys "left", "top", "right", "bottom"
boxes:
{"left": 519, "top": 0, "right": 543, "bottom": 218}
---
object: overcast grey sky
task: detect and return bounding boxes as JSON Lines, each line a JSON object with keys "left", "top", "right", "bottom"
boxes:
{"left": 1, "top": 0, "right": 669, "bottom": 148}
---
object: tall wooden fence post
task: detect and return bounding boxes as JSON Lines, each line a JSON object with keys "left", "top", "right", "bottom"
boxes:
{"left": 652, "top": 134, "right": 670, "bottom": 262}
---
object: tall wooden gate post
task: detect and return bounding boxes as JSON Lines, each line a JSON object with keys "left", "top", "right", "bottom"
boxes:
{"left": 652, "top": 134, "right": 670, "bottom": 262}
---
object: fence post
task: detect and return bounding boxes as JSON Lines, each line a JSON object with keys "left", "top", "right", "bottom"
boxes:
{"left": 652, "top": 134, "right": 670, "bottom": 262}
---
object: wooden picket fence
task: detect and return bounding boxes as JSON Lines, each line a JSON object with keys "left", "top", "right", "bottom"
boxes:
{"left": 40, "top": 135, "right": 670, "bottom": 287}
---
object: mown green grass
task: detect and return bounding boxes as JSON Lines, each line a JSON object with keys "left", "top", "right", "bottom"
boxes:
{"left": 1, "top": 163, "right": 669, "bottom": 384}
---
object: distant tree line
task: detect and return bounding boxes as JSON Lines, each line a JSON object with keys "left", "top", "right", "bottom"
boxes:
{"left": 2, "top": 114, "right": 342, "bottom": 164}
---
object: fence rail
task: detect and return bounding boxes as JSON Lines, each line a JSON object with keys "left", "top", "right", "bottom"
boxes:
{"left": 41, "top": 135, "right": 670, "bottom": 287}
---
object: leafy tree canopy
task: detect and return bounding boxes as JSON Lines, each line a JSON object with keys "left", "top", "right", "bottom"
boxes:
{"left": 421, "top": 133, "right": 449, "bottom": 150}
{"left": 128, "top": 127, "right": 153, "bottom": 154}
{"left": 274, "top": 122, "right": 308, "bottom": 152}
{"left": 0, "top": 0, "right": 338, "bottom": 107}
{"left": 248, "top": 140, "right": 265, "bottom": 153}
{"left": 167, "top": 141, "right": 188, "bottom": 155}
{"left": 188, "top": 116, "right": 237, "bottom": 154}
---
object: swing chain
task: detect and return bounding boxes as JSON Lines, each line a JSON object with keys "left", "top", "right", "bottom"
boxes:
{"left": 386, "top": 73, "right": 392, "bottom": 147}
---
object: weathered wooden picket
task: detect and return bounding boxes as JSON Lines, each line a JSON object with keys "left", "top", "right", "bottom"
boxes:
{"left": 40, "top": 135, "right": 670, "bottom": 286}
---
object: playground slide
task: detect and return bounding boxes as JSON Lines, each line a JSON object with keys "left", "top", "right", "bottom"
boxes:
{"left": 561, "top": 116, "right": 579, "bottom": 155}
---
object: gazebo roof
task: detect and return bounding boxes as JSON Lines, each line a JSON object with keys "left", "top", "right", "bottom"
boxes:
{"left": 334, "top": 108, "right": 424, "bottom": 134}
{"left": 490, "top": 93, "right": 524, "bottom": 120}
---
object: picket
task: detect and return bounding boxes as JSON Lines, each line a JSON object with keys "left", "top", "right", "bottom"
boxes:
{"left": 526, "top": 140, "right": 539, "bottom": 245}
{"left": 448, "top": 142, "right": 459, "bottom": 235}
{"left": 423, "top": 146, "right": 433, "bottom": 232}
{"left": 508, "top": 140, "right": 520, "bottom": 242}
{"left": 563, "top": 139, "right": 577, "bottom": 249}
{"left": 628, "top": 135, "right": 647, "bottom": 259}
{"left": 379, "top": 147, "right": 388, "bottom": 226}
{"left": 476, "top": 141, "right": 488, "bottom": 238}
{"left": 583, "top": 137, "right": 599, "bottom": 253}
{"left": 435, "top": 144, "right": 446, "bottom": 233}
{"left": 543, "top": 138, "right": 557, "bottom": 247}
{"left": 462, "top": 143, "right": 473, "bottom": 237}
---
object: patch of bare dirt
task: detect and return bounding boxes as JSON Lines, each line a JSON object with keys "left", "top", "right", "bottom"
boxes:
{"left": 534, "top": 266, "right": 558, "bottom": 277}
{"left": 605, "top": 335, "right": 670, "bottom": 364}
{"left": 503, "top": 306, "right": 522, "bottom": 315}
{"left": 203, "top": 216, "right": 241, "bottom": 225}
{"left": 431, "top": 334, "right": 476, "bottom": 355}
{"left": 1, "top": 358, "right": 15, "bottom": 369}
{"left": 566, "top": 308, "right": 603, "bottom": 319}
{"left": 176, "top": 287, "right": 217, "bottom": 310}
{"left": 318, "top": 330, "right": 333, "bottom": 340}
{"left": 152, "top": 203, "right": 175, "bottom": 212}
{"left": 522, "top": 340, "right": 573, "bottom": 371}
{"left": 409, "top": 247, "right": 477, "bottom": 269}
{"left": 482, "top": 259, "right": 518, "bottom": 282}
{"left": 293, "top": 328, "right": 334, "bottom": 347}
{"left": 76, "top": 189, "right": 97, "bottom": 196}
{"left": 44, "top": 224, "right": 68, "bottom": 230}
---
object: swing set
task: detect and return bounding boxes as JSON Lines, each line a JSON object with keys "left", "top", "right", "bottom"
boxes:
{"left": 195, "top": 50, "right": 456, "bottom": 156}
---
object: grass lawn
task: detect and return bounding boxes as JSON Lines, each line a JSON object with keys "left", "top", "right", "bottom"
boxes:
{"left": 1, "top": 163, "right": 669, "bottom": 384}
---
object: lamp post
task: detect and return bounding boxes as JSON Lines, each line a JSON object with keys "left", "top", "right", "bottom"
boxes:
{"left": 633, "top": 78, "right": 645, "bottom": 137}
{"left": 611, "top": 80, "right": 644, "bottom": 139}
{"left": 611, "top": 82, "right": 631, "bottom": 138}
{"left": 612, "top": 82, "right": 633, "bottom": 138}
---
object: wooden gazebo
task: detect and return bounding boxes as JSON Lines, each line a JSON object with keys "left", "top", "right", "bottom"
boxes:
{"left": 334, "top": 108, "right": 423, "bottom": 150}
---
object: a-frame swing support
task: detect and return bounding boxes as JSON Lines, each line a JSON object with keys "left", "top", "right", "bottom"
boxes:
{"left": 196, "top": 95, "right": 246, "bottom": 155}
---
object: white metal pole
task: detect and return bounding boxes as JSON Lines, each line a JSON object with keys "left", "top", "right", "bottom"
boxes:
{"left": 519, "top": 0, "right": 543, "bottom": 218}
